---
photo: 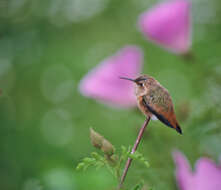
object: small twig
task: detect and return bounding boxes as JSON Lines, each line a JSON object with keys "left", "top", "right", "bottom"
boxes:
{"left": 117, "top": 116, "right": 151, "bottom": 190}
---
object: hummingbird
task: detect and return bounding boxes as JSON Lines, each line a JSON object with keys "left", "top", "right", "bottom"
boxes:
{"left": 120, "top": 75, "right": 182, "bottom": 134}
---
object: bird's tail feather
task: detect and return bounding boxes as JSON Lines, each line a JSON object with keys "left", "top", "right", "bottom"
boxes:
{"left": 175, "top": 123, "right": 182, "bottom": 134}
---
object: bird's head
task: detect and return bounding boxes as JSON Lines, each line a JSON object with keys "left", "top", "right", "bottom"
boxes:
{"left": 119, "top": 75, "right": 150, "bottom": 96}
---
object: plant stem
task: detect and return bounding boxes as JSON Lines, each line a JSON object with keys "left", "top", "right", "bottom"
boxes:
{"left": 117, "top": 116, "right": 151, "bottom": 190}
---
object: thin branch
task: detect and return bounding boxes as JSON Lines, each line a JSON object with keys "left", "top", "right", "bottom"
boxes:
{"left": 117, "top": 116, "right": 151, "bottom": 190}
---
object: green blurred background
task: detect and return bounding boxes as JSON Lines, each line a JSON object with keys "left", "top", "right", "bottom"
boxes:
{"left": 0, "top": 0, "right": 221, "bottom": 189}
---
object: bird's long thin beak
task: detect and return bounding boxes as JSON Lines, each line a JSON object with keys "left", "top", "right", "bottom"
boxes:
{"left": 119, "top": 77, "right": 135, "bottom": 82}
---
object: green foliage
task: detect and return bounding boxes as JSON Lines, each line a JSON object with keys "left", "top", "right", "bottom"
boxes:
{"left": 131, "top": 180, "right": 144, "bottom": 190}
{"left": 76, "top": 152, "right": 106, "bottom": 171}
{"left": 128, "top": 151, "right": 150, "bottom": 168}
{"left": 76, "top": 129, "right": 150, "bottom": 189}
{"left": 76, "top": 145, "right": 149, "bottom": 178}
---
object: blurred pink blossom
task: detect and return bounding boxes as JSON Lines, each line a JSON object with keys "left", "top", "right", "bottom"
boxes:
{"left": 138, "top": 0, "right": 191, "bottom": 54}
{"left": 79, "top": 46, "right": 143, "bottom": 108}
{"left": 173, "top": 151, "right": 221, "bottom": 190}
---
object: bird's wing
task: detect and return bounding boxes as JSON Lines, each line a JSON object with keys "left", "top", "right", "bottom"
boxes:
{"left": 143, "top": 87, "right": 182, "bottom": 134}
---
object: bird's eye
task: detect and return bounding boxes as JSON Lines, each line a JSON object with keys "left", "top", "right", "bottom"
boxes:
{"left": 139, "top": 83, "right": 143, "bottom": 87}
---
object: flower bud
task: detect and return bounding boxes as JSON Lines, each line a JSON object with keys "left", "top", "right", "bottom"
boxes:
{"left": 90, "top": 128, "right": 103, "bottom": 149}
{"left": 101, "top": 139, "right": 115, "bottom": 156}
{"left": 90, "top": 128, "right": 115, "bottom": 156}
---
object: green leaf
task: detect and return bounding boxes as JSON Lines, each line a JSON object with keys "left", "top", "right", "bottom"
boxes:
{"left": 91, "top": 152, "right": 100, "bottom": 160}
{"left": 144, "top": 161, "right": 150, "bottom": 168}
{"left": 83, "top": 157, "right": 95, "bottom": 163}
{"left": 76, "top": 162, "right": 85, "bottom": 170}
{"left": 128, "top": 151, "right": 149, "bottom": 168}
{"left": 131, "top": 180, "right": 144, "bottom": 190}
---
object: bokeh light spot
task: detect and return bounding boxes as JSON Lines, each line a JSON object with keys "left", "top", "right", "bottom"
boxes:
{"left": 64, "top": 0, "right": 109, "bottom": 23}
{"left": 48, "top": 0, "right": 109, "bottom": 26}
{"left": 41, "top": 109, "right": 74, "bottom": 147}
{"left": 8, "top": 0, "right": 27, "bottom": 15}
{"left": 0, "top": 58, "right": 15, "bottom": 92}
{"left": 0, "top": 59, "right": 12, "bottom": 77}
{"left": 22, "top": 178, "right": 42, "bottom": 190}
{"left": 43, "top": 168, "right": 75, "bottom": 190}
{"left": 40, "top": 65, "right": 74, "bottom": 104}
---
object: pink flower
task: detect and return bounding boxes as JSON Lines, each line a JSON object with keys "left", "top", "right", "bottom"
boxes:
{"left": 173, "top": 151, "right": 221, "bottom": 190}
{"left": 138, "top": 0, "right": 191, "bottom": 54}
{"left": 79, "top": 46, "right": 143, "bottom": 108}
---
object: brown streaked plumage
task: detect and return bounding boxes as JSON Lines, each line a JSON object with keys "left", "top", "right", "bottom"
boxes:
{"left": 120, "top": 75, "right": 182, "bottom": 134}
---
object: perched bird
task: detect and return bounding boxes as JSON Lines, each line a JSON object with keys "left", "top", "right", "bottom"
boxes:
{"left": 120, "top": 75, "right": 182, "bottom": 134}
